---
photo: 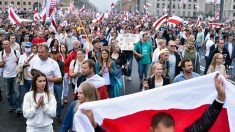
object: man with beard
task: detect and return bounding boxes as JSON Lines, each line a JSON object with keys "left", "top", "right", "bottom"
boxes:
{"left": 181, "top": 36, "right": 201, "bottom": 74}
{"left": 173, "top": 59, "right": 200, "bottom": 83}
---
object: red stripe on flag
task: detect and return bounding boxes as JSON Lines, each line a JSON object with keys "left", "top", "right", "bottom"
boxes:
{"left": 152, "top": 15, "right": 168, "bottom": 30}
{"left": 9, "top": 9, "right": 21, "bottom": 25}
{"left": 168, "top": 19, "right": 182, "bottom": 25}
{"left": 97, "top": 85, "right": 109, "bottom": 99}
{"left": 101, "top": 105, "right": 230, "bottom": 132}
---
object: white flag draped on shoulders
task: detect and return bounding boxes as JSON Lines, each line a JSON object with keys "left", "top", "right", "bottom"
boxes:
{"left": 74, "top": 72, "right": 235, "bottom": 132}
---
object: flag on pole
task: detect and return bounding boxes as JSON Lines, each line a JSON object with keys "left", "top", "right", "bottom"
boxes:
{"left": 214, "top": 9, "right": 220, "bottom": 21}
{"left": 167, "top": 16, "right": 183, "bottom": 25}
{"left": 8, "top": 6, "right": 22, "bottom": 25}
{"left": 195, "top": 15, "right": 202, "bottom": 28}
{"left": 208, "top": 23, "right": 223, "bottom": 28}
{"left": 213, "top": 0, "right": 217, "bottom": 6}
{"left": 74, "top": 72, "right": 234, "bottom": 132}
{"left": 33, "top": 8, "right": 40, "bottom": 21}
{"left": 152, "top": 14, "right": 168, "bottom": 31}
{"left": 79, "top": 4, "right": 85, "bottom": 13}
{"left": 144, "top": 3, "right": 151, "bottom": 10}
{"left": 111, "top": 3, "right": 115, "bottom": 9}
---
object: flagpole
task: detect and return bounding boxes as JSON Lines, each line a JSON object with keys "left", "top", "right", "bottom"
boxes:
{"left": 75, "top": 12, "right": 92, "bottom": 50}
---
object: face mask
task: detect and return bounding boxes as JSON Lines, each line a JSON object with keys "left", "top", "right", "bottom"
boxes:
{"left": 25, "top": 47, "right": 31, "bottom": 53}
{"left": 68, "top": 33, "right": 73, "bottom": 36}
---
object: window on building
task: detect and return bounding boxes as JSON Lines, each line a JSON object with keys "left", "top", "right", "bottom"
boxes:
{"left": 194, "top": 0, "right": 197, "bottom": 2}
{"left": 11, "top": 2, "right": 14, "bottom": 5}
{"left": 173, "top": 4, "right": 175, "bottom": 9}
{"left": 157, "top": 3, "right": 159, "bottom": 8}
{"left": 188, "top": 12, "right": 190, "bottom": 16}
{"left": 178, "top": 11, "right": 180, "bottom": 16}
{"left": 162, "top": 3, "right": 165, "bottom": 8}
{"left": 5, "top": 1, "right": 8, "bottom": 5}
{"left": 183, "top": 11, "right": 185, "bottom": 16}
{"left": 233, "top": 5, "right": 235, "bottom": 9}
{"left": 193, "top": 12, "right": 196, "bottom": 17}
{"left": 28, "top": 2, "right": 31, "bottom": 5}
{"left": 17, "top": 2, "right": 20, "bottom": 5}
{"left": 23, "top": 2, "right": 26, "bottom": 5}
{"left": 0, "top": 1, "right": 2, "bottom": 5}
{"left": 233, "top": 12, "right": 235, "bottom": 17}
{"left": 188, "top": 4, "right": 191, "bottom": 9}
{"left": 183, "top": 4, "right": 186, "bottom": 9}
{"left": 189, "top": 0, "right": 191, "bottom": 1}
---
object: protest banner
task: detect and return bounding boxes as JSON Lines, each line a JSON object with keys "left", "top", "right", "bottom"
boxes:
{"left": 116, "top": 34, "right": 139, "bottom": 51}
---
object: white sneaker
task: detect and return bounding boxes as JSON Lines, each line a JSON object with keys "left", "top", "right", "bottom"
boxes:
{"left": 127, "top": 77, "right": 132, "bottom": 81}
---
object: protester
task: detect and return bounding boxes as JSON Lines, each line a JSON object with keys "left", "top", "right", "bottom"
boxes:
{"left": 0, "top": 40, "right": 21, "bottom": 112}
{"left": 173, "top": 59, "right": 200, "bottom": 83}
{"left": 133, "top": 33, "right": 153, "bottom": 89}
{"left": 96, "top": 49, "right": 117, "bottom": 98}
{"left": 60, "top": 82, "right": 100, "bottom": 132}
{"left": 32, "top": 31, "right": 46, "bottom": 45}
{"left": 23, "top": 70, "right": 56, "bottom": 131}
{"left": 88, "top": 39, "right": 102, "bottom": 62}
{"left": 143, "top": 63, "right": 170, "bottom": 90}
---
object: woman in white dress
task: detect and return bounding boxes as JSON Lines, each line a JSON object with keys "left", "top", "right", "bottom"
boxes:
{"left": 23, "top": 70, "right": 56, "bottom": 132}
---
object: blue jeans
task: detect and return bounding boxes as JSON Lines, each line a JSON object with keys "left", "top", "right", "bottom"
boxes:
{"left": 23, "top": 80, "right": 32, "bottom": 94}
{"left": 138, "top": 64, "right": 149, "bottom": 81}
{"left": 53, "top": 83, "right": 63, "bottom": 117}
{"left": 4, "top": 77, "right": 20, "bottom": 108}
{"left": 123, "top": 51, "right": 133, "bottom": 77}
{"left": 195, "top": 42, "right": 202, "bottom": 57}
{"left": 62, "top": 73, "right": 69, "bottom": 98}
{"left": 107, "top": 85, "right": 114, "bottom": 98}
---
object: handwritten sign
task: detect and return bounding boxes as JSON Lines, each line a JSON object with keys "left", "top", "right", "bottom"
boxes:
{"left": 116, "top": 34, "right": 140, "bottom": 51}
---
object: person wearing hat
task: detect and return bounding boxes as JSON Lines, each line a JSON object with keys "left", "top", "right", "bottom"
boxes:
{"left": 18, "top": 41, "right": 37, "bottom": 94}
{"left": 157, "top": 48, "right": 170, "bottom": 79}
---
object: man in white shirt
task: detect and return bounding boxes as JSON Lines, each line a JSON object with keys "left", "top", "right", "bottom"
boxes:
{"left": 28, "top": 44, "right": 62, "bottom": 94}
{"left": 9, "top": 34, "right": 21, "bottom": 52}
{"left": 0, "top": 40, "right": 21, "bottom": 112}
{"left": 204, "top": 34, "right": 215, "bottom": 74}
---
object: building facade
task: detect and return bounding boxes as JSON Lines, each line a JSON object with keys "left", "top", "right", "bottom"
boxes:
{"left": 0, "top": 0, "right": 43, "bottom": 11}
{"left": 223, "top": 0, "right": 235, "bottom": 20}
{"left": 144, "top": 0, "right": 206, "bottom": 18}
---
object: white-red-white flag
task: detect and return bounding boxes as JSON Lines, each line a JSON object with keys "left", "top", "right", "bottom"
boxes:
{"left": 111, "top": 3, "right": 115, "bottom": 9}
{"left": 123, "top": 11, "right": 129, "bottom": 21}
{"left": 213, "top": 0, "right": 217, "bottom": 6}
{"left": 74, "top": 73, "right": 234, "bottom": 132}
{"left": 208, "top": 23, "right": 223, "bottom": 28}
{"left": 40, "top": 7, "right": 54, "bottom": 20}
{"left": 92, "top": 14, "right": 104, "bottom": 24}
{"left": 168, "top": 16, "right": 183, "bottom": 25}
{"left": 214, "top": 9, "right": 220, "bottom": 21}
{"left": 33, "top": 8, "right": 40, "bottom": 21}
{"left": 144, "top": 3, "right": 151, "bottom": 10}
{"left": 79, "top": 4, "right": 85, "bottom": 13}
{"left": 195, "top": 15, "right": 202, "bottom": 28}
{"left": 152, "top": 14, "right": 168, "bottom": 31}
{"left": 8, "top": 6, "right": 22, "bottom": 25}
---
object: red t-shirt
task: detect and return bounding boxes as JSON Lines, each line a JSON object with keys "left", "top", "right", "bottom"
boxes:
{"left": 32, "top": 37, "right": 46, "bottom": 45}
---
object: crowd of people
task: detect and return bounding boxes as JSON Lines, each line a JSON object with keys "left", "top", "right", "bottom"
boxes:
{"left": 0, "top": 8, "right": 234, "bottom": 131}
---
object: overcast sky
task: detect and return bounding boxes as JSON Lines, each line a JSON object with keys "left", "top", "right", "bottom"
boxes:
{"left": 89, "top": 0, "right": 219, "bottom": 12}
{"left": 89, "top": 0, "right": 118, "bottom": 12}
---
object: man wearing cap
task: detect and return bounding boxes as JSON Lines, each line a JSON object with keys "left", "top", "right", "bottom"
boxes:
{"left": 133, "top": 33, "right": 153, "bottom": 89}
{"left": 16, "top": 42, "right": 37, "bottom": 114}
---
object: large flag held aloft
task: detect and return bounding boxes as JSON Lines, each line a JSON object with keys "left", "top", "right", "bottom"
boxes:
{"left": 152, "top": 14, "right": 168, "bottom": 31}
{"left": 74, "top": 72, "right": 235, "bottom": 132}
{"left": 8, "top": 6, "right": 22, "bottom": 25}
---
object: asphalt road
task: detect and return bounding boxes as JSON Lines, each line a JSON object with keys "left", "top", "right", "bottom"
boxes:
{"left": 0, "top": 53, "right": 234, "bottom": 132}
{"left": 0, "top": 59, "right": 140, "bottom": 132}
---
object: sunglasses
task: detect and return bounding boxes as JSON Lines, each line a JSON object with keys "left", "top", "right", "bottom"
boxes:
{"left": 170, "top": 45, "right": 177, "bottom": 47}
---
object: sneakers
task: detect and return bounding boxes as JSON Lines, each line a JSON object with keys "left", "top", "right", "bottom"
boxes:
{"left": 15, "top": 108, "right": 23, "bottom": 115}
{"left": 126, "top": 77, "right": 132, "bottom": 81}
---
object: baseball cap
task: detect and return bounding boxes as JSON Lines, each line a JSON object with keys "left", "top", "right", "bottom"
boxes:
{"left": 159, "top": 48, "right": 169, "bottom": 55}
{"left": 24, "top": 42, "right": 32, "bottom": 47}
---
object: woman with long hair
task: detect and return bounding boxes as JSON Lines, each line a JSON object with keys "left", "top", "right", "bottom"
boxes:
{"left": 60, "top": 82, "right": 100, "bottom": 132}
{"left": 69, "top": 48, "right": 86, "bottom": 91}
{"left": 143, "top": 63, "right": 170, "bottom": 90}
{"left": 22, "top": 70, "right": 56, "bottom": 132}
{"left": 207, "top": 53, "right": 230, "bottom": 78}
{"left": 49, "top": 39, "right": 59, "bottom": 52}
{"left": 95, "top": 49, "right": 117, "bottom": 98}
{"left": 110, "top": 44, "right": 127, "bottom": 78}
{"left": 58, "top": 44, "right": 69, "bottom": 104}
